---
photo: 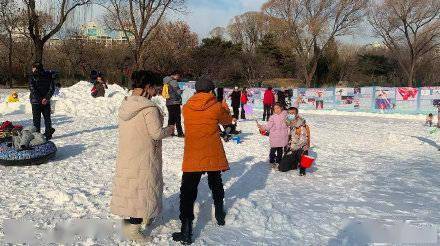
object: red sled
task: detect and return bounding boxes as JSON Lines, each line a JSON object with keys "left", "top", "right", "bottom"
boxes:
{"left": 300, "top": 155, "right": 314, "bottom": 168}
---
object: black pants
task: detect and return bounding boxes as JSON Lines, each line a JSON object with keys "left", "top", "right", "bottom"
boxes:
{"left": 32, "top": 103, "right": 52, "bottom": 133}
{"left": 179, "top": 171, "right": 224, "bottom": 221}
{"left": 300, "top": 150, "right": 308, "bottom": 175}
{"left": 269, "top": 147, "right": 283, "bottom": 164}
{"left": 232, "top": 106, "right": 239, "bottom": 119}
{"left": 263, "top": 105, "right": 273, "bottom": 121}
{"left": 167, "top": 104, "right": 183, "bottom": 135}
{"left": 292, "top": 149, "right": 308, "bottom": 175}
{"left": 240, "top": 104, "right": 246, "bottom": 119}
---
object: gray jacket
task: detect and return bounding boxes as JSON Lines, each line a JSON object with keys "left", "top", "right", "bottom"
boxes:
{"left": 13, "top": 126, "right": 47, "bottom": 150}
{"left": 163, "top": 76, "right": 182, "bottom": 106}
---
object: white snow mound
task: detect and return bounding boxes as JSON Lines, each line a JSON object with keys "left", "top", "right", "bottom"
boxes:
{"left": 0, "top": 81, "right": 132, "bottom": 117}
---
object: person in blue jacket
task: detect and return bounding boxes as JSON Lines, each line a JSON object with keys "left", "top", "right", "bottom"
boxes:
{"left": 29, "top": 62, "right": 55, "bottom": 140}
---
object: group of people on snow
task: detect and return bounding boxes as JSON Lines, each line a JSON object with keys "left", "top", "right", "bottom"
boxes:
{"left": 258, "top": 99, "right": 311, "bottom": 175}
{"left": 110, "top": 71, "right": 233, "bottom": 244}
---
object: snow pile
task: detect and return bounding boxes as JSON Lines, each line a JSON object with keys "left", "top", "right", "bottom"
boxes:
{"left": 0, "top": 90, "right": 32, "bottom": 117}
{"left": 0, "top": 81, "right": 171, "bottom": 118}
{"left": 52, "top": 81, "right": 129, "bottom": 117}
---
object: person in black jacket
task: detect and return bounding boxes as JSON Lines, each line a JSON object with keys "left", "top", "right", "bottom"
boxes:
{"left": 229, "top": 86, "right": 241, "bottom": 119}
{"left": 29, "top": 62, "right": 55, "bottom": 140}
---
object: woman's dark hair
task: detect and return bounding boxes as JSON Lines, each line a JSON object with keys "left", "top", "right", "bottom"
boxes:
{"left": 131, "top": 70, "right": 163, "bottom": 89}
{"left": 429, "top": 113, "right": 433, "bottom": 117}
{"left": 268, "top": 86, "right": 272, "bottom": 90}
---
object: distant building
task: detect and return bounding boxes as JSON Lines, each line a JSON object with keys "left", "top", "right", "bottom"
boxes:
{"left": 79, "top": 21, "right": 134, "bottom": 45}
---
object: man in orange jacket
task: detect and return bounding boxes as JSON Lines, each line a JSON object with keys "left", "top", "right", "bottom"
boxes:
{"left": 172, "top": 79, "right": 233, "bottom": 245}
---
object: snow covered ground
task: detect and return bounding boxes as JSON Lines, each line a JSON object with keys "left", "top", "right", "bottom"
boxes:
{"left": 0, "top": 84, "right": 439, "bottom": 245}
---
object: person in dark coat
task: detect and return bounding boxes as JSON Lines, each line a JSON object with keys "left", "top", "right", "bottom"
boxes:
{"left": 277, "top": 89, "right": 286, "bottom": 109}
{"left": 29, "top": 62, "right": 55, "bottom": 140}
{"left": 92, "top": 73, "right": 108, "bottom": 98}
{"left": 164, "top": 71, "right": 184, "bottom": 137}
{"left": 230, "top": 86, "right": 241, "bottom": 119}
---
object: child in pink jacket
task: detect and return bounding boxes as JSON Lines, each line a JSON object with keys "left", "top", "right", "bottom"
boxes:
{"left": 258, "top": 102, "right": 289, "bottom": 166}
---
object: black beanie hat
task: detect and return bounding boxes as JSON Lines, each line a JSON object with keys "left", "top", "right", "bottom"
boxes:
{"left": 195, "top": 78, "right": 215, "bottom": 92}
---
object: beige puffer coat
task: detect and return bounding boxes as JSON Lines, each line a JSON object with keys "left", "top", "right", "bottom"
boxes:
{"left": 111, "top": 95, "right": 171, "bottom": 219}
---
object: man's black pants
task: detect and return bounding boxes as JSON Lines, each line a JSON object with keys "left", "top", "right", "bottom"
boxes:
{"left": 179, "top": 171, "right": 224, "bottom": 221}
{"left": 167, "top": 104, "right": 183, "bottom": 135}
{"left": 32, "top": 103, "right": 52, "bottom": 133}
{"left": 263, "top": 105, "right": 273, "bottom": 121}
{"left": 232, "top": 106, "right": 239, "bottom": 119}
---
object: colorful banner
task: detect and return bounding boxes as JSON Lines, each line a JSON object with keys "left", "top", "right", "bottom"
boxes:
{"left": 294, "top": 88, "right": 335, "bottom": 110}
{"left": 374, "top": 87, "right": 396, "bottom": 111}
{"left": 395, "top": 87, "right": 418, "bottom": 112}
{"left": 335, "top": 87, "right": 373, "bottom": 111}
{"left": 182, "top": 85, "right": 440, "bottom": 115}
{"left": 420, "top": 86, "right": 440, "bottom": 114}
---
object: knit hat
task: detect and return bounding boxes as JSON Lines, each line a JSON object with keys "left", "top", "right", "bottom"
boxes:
{"left": 195, "top": 79, "right": 215, "bottom": 92}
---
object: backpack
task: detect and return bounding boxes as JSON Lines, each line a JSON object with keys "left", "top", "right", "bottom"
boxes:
{"left": 162, "top": 84, "right": 170, "bottom": 99}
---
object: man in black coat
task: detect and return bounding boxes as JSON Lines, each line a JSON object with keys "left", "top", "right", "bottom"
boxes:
{"left": 29, "top": 62, "right": 55, "bottom": 140}
{"left": 230, "top": 86, "right": 241, "bottom": 119}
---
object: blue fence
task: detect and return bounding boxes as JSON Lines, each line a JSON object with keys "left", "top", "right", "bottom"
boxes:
{"left": 222, "top": 86, "right": 440, "bottom": 115}
{"left": 178, "top": 82, "right": 440, "bottom": 115}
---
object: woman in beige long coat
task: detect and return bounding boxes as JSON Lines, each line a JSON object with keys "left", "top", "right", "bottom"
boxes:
{"left": 111, "top": 70, "right": 174, "bottom": 242}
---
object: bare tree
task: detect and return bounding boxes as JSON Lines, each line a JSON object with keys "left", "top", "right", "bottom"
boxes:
{"left": 227, "top": 11, "right": 270, "bottom": 52}
{"left": 263, "top": 0, "right": 368, "bottom": 87}
{"left": 369, "top": 0, "right": 440, "bottom": 86}
{"left": 23, "top": 0, "right": 93, "bottom": 65}
{"left": 209, "top": 26, "right": 226, "bottom": 39}
{"left": 0, "top": 0, "right": 20, "bottom": 87}
{"left": 103, "top": 0, "right": 186, "bottom": 70}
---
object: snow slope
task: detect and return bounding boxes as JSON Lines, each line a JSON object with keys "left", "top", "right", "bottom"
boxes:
{"left": 0, "top": 83, "right": 439, "bottom": 245}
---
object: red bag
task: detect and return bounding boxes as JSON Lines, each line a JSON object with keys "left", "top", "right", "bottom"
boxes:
{"left": 0, "top": 121, "right": 13, "bottom": 132}
{"left": 91, "top": 86, "right": 98, "bottom": 97}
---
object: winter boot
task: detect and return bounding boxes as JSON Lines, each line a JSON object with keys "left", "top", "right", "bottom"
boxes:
{"left": 172, "top": 218, "right": 193, "bottom": 245}
{"left": 214, "top": 202, "right": 226, "bottom": 226}
{"left": 44, "top": 128, "right": 55, "bottom": 140}
{"left": 122, "top": 222, "right": 151, "bottom": 242}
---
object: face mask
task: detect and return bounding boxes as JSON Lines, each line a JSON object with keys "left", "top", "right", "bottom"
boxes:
{"left": 287, "top": 114, "right": 296, "bottom": 121}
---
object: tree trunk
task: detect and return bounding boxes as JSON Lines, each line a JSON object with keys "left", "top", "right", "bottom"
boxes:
{"left": 34, "top": 40, "right": 44, "bottom": 64}
{"left": 304, "top": 60, "right": 318, "bottom": 88}
{"left": 7, "top": 33, "right": 13, "bottom": 88}
{"left": 407, "top": 63, "right": 415, "bottom": 87}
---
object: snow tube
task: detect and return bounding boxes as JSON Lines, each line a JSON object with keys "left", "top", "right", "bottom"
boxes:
{"left": 0, "top": 141, "right": 57, "bottom": 166}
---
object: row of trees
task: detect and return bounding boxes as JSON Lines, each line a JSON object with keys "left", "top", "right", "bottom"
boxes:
{"left": 0, "top": 0, "right": 439, "bottom": 88}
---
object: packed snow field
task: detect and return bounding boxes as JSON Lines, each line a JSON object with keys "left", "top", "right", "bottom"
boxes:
{"left": 0, "top": 83, "right": 439, "bottom": 245}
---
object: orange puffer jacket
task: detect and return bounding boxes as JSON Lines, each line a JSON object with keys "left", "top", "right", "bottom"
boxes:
{"left": 182, "top": 93, "right": 233, "bottom": 172}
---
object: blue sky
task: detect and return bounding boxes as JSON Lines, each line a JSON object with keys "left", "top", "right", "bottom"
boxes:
{"left": 87, "top": 0, "right": 378, "bottom": 44}
{"left": 174, "top": 0, "right": 378, "bottom": 44}
{"left": 174, "top": 0, "right": 267, "bottom": 38}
